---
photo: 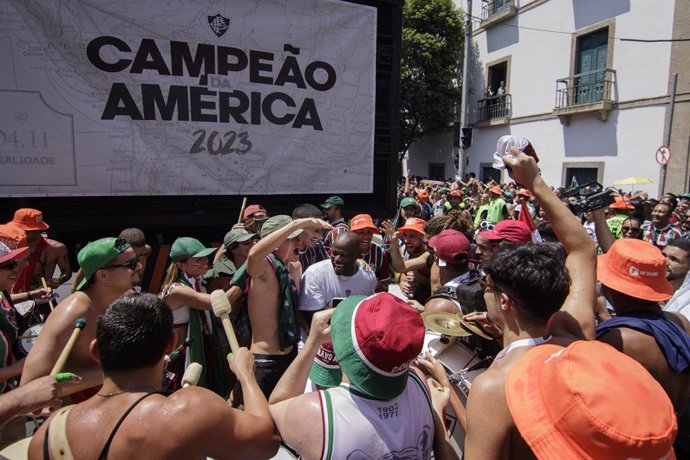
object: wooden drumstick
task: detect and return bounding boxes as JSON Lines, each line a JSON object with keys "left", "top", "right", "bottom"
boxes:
{"left": 237, "top": 197, "right": 248, "bottom": 225}
{"left": 210, "top": 290, "right": 240, "bottom": 354}
{"left": 50, "top": 318, "right": 87, "bottom": 376}
{"left": 181, "top": 362, "right": 202, "bottom": 388}
{"left": 41, "top": 277, "right": 55, "bottom": 311}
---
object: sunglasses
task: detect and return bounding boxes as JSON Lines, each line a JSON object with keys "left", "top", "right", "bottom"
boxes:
{"left": 103, "top": 258, "right": 138, "bottom": 271}
{"left": 621, "top": 226, "right": 640, "bottom": 233}
{"left": 479, "top": 221, "right": 495, "bottom": 231}
{"left": 0, "top": 260, "right": 18, "bottom": 270}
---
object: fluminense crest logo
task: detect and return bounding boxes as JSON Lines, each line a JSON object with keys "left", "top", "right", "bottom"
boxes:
{"left": 207, "top": 14, "right": 230, "bottom": 38}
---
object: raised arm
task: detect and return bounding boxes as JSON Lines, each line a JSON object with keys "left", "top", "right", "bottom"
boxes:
{"left": 592, "top": 207, "right": 616, "bottom": 253}
{"left": 269, "top": 309, "right": 333, "bottom": 404}
{"left": 502, "top": 149, "right": 597, "bottom": 340}
{"left": 380, "top": 220, "right": 429, "bottom": 273}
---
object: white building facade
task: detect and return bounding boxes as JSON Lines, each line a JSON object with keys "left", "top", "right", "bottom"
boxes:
{"left": 408, "top": 0, "right": 690, "bottom": 196}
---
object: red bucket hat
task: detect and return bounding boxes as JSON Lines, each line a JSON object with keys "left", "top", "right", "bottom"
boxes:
{"left": 507, "top": 341, "right": 676, "bottom": 460}
{"left": 478, "top": 220, "right": 532, "bottom": 244}
{"left": 597, "top": 238, "right": 673, "bottom": 301}
{"left": 428, "top": 229, "right": 470, "bottom": 266}
{"left": 11, "top": 208, "right": 49, "bottom": 231}
{"left": 0, "top": 224, "right": 29, "bottom": 263}
{"left": 331, "top": 293, "right": 425, "bottom": 400}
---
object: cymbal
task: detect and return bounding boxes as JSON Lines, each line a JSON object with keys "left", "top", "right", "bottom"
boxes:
{"left": 422, "top": 312, "right": 471, "bottom": 337}
{"left": 458, "top": 318, "right": 494, "bottom": 340}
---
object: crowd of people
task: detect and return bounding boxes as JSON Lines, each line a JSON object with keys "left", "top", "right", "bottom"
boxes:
{"left": 0, "top": 145, "right": 689, "bottom": 459}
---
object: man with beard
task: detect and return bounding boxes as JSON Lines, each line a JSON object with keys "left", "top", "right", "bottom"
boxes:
{"left": 663, "top": 239, "right": 690, "bottom": 320}
{"left": 642, "top": 202, "right": 684, "bottom": 249}
{"left": 299, "top": 232, "right": 377, "bottom": 327}
{"left": 350, "top": 214, "right": 390, "bottom": 292}
{"left": 320, "top": 196, "right": 349, "bottom": 251}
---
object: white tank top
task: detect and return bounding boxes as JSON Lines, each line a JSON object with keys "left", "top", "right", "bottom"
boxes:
{"left": 319, "top": 372, "right": 434, "bottom": 460}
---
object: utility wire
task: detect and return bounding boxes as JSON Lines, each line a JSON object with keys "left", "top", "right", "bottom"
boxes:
{"left": 464, "top": 12, "right": 689, "bottom": 42}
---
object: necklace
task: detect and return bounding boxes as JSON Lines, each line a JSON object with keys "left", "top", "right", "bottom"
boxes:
{"left": 495, "top": 334, "right": 551, "bottom": 360}
{"left": 96, "top": 385, "right": 156, "bottom": 398}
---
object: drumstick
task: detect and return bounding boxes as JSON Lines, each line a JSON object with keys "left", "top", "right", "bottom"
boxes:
{"left": 181, "top": 362, "right": 202, "bottom": 388}
{"left": 237, "top": 197, "right": 248, "bottom": 224}
{"left": 41, "top": 277, "right": 55, "bottom": 311}
{"left": 50, "top": 318, "right": 87, "bottom": 376}
{"left": 210, "top": 290, "right": 240, "bottom": 354}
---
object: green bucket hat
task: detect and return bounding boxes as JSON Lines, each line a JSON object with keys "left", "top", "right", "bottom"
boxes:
{"left": 331, "top": 293, "right": 425, "bottom": 400}
{"left": 76, "top": 237, "right": 130, "bottom": 291}
{"left": 308, "top": 340, "right": 342, "bottom": 388}
{"left": 260, "top": 215, "right": 303, "bottom": 239}
{"left": 320, "top": 196, "right": 345, "bottom": 209}
{"left": 399, "top": 197, "right": 416, "bottom": 208}
{"left": 169, "top": 237, "right": 215, "bottom": 262}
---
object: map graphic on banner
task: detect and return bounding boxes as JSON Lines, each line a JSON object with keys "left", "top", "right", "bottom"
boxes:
{"left": 0, "top": 0, "right": 376, "bottom": 196}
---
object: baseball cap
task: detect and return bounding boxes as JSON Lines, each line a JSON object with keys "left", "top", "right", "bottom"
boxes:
{"left": 415, "top": 189, "right": 429, "bottom": 202}
{"left": 76, "top": 237, "right": 130, "bottom": 291}
{"left": 506, "top": 341, "right": 676, "bottom": 460}
{"left": 320, "top": 196, "right": 345, "bottom": 209}
{"left": 398, "top": 217, "right": 426, "bottom": 236}
{"left": 308, "top": 340, "right": 341, "bottom": 388}
{"left": 399, "top": 197, "right": 417, "bottom": 209}
{"left": 478, "top": 220, "right": 532, "bottom": 244}
{"left": 331, "top": 293, "right": 425, "bottom": 400}
{"left": 489, "top": 185, "right": 502, "bottom": 195}
{"left": 260, "top": 215, "right": 303, "bottom": 239}
{"left": 11, "top": 208, "right": 49, "bottom": 231}
{"left": 350, "top": 214, "right": 377, "bottom": 232}
{"left": 609, "top": 196, "right": 635, "bottom": 210}
{"left": 242, "top": 204, "right": 267, "bottom": 220}
{"left": 223, "top": 229, "right": 257, "bottom": 249}
{"left": 428, "top": 230, "right": 470, "bottom": 266}
{"left": 0, "top": 224, "right": 29, "bottom": 263}
{"left": 169, "top": 237, "right": 216, "bottom": 262}
{"left": 597, "top": 238, "right": 673, "bottom": 302}
{"left": 517, "top": 188, "right": 530, "bottom": 197}
{"left": 680, "top": 193, "right": 690, "bottom": 200}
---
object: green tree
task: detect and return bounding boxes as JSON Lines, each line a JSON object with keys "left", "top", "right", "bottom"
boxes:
{"left": 400, "top": 0, "right": 464, "bottom": 163}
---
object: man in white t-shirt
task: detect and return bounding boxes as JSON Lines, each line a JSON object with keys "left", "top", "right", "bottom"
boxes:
{"left": 299, "top": 232, "right": 377, "bottom": 323}
{"left": 298, "top": 232, "right": 378, "bottom": 388}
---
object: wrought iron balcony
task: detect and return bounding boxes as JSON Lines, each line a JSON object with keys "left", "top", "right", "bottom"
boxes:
{"left": 553, "top": 68, "right": 616, "bottom": 124}
{"left": 476, "top": 94, "right": 511, "bottom": 123}
{"left": 481, "top": 0, "right": 517, "bottom": 27}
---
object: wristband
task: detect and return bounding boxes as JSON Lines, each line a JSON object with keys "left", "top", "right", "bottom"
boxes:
{"left": 27, "top": 292, "right": 33, "bottom": 300}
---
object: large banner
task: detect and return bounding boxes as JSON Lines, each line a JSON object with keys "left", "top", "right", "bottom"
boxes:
{"left": 0, "top": 0, "right": 376, "bottom": 196}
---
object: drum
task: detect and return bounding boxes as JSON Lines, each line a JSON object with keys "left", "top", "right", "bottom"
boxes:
{"left": 424, "top": 331, "right": 491, "bottom": 459}
{"left": 0, "top": 436, "right": 31, "bottom": 459}
{"left": 12, "top": 324, "right": 44, "bottom": 359}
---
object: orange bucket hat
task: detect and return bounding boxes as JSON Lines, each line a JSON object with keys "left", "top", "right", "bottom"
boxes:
{"left": 11, "top": 208, "right": 49, "bottom": 231}
{"left": 597, "top": 238, "right": 673, "bottom": 301}
{"left": 415, "top": 188, "right": 429, "bottom": 202}
{"left": 398, "top": 217, "right": 426, "bottom": 236}
{"left": 609, "top": 195, "right": 635, "bottom": 210}
{"left": 350, "top": 214, "right": 377, "bottom": 232}
{"left": 506, "top": 341, "right": 677, "bottom": 460}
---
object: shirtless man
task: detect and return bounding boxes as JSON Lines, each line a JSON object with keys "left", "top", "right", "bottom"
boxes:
{"left": 118, "top": 227, "right": 151, "bottom": 291}
{"left": 29, "top": 293, "right": 278, "bottom": 460}
{"left": 463, "top": 149, "right": 597, "bottom": 459}
{"left": 9, "top": 208, "right": 71, "bottom": 292}
{"left": 381, "top": 217, "right": 432, "bottom": 302}
{"left": 236, "top": 215, "right": 329, "bottom": 398}
{"left": 20, "top": 237, "right": 139, "bottom": 401}
{"left": 596, "top": 238, "right": 690, "bottom": 456}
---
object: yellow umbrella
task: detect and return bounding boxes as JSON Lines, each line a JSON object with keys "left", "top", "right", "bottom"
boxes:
{"left": 612, "top": 177, "right": 654, "bottom": 186}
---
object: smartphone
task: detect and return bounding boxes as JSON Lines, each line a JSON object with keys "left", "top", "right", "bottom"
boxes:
{"left": 329, "top": 297, "right": 345, "bottom": 308}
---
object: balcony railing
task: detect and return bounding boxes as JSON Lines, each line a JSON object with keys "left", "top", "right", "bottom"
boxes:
{"left": 477, "top": 94, "right": 511, "bottom": 122}
{"left": 554, "top": 68, "right": 616, "bottom": 110}
{"left": 482, "top": 0, "right": 513, "bottom": 21}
